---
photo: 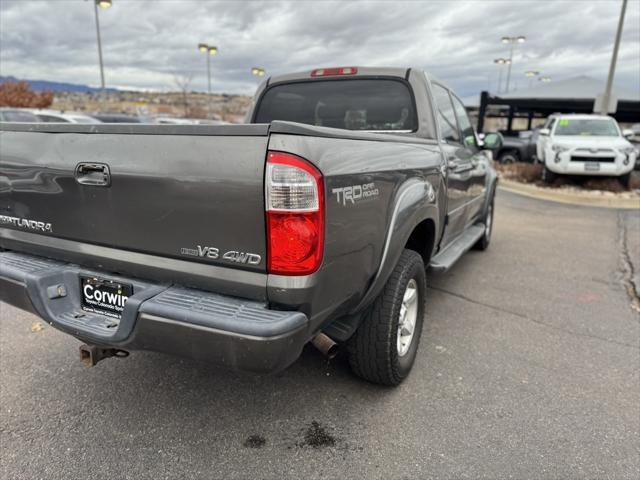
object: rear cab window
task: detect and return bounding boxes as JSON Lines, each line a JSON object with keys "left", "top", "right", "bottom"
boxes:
{"left": 254, "top": 78, "right": 418, "bottom": 132}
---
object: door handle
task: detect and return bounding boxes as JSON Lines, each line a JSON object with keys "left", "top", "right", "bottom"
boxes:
{"left": 75, "top": 163, "right": 111, "bottom": 187}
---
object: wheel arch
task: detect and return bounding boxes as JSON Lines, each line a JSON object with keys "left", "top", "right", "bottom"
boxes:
{"left": 405, "top": 218, "right": 437, "bottom": 265}
{"left": 350, "top": 179, "right": 440, "bottom": 316}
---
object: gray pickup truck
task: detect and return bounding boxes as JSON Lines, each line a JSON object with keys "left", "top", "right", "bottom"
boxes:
{"left": 0, "top": 67, "right": 501, "bottom": 385}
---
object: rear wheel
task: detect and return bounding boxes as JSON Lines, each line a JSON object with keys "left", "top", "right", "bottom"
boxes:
{"left": 347, "top": 249, "right": 426, "bottom": 386}
{"left": 498, "top": 150, "right": 519, "bottom": 165}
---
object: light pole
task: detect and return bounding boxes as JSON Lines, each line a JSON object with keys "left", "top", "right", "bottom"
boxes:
{"left": 251, "top": 67, "right": 266, "bottom": 78}
{"left": 92, "top": 0, "right": 111, "bottom": 92}
{"left": 198, "top": 43, "right": 218, "bottom": 116}
{"left": 525, "top": 70, "right": 539, "bottom": 89}
{"left": 493, "top": 58, "right": 511, "bottom": 94}
{"left": 501, "top": 35, "right": 526, "bottom": 93}
{"left": 598, "top": 0, "right": 628, "bottom": 114}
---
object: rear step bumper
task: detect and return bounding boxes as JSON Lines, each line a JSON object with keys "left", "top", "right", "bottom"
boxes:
{"left": 0, "top": 251, "right": 309, "bottom": 373}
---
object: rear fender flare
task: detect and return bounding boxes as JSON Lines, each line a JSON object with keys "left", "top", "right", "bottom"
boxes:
{"left": 350, "top": 179, "right": 439, "bottom": 314}
{"left": 482, "top": 168, "right": 499, "bottom": 215}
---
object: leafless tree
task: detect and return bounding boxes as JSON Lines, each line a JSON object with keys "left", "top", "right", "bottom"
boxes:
{"left": 173, "top": 72, "right": 193, "bottom": 117}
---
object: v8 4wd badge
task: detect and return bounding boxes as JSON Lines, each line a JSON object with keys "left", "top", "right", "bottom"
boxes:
{"left": 180, "top": 245, "right": 261, "bottom": 265}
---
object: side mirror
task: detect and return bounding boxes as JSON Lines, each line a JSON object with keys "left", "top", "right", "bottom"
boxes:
{"left": 539, "top": 128, "right": 550, "bottom": 136}
{"left": 622, "top": 129, "right": 634, "bottom": 139}
{"left": 482, "top": 132, "right": 503, "bottom": 151}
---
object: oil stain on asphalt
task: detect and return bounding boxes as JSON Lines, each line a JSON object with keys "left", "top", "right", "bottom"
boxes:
{"left": 299, "top": 421, "right": 336, "bottom": 448}
{"left": 243, "top": 434, "right": 266, "bottom": 449}
{"left": 243, "top": 421, "right": 341, "bottom": 450}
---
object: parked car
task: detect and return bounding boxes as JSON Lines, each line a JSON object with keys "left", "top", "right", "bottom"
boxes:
{"left": 494, "top": 129, "right": 539, "bottom": 164}
{"left": 628, "top": 123, "right": 640, "bottom": 171}
{"left": 28, "top": 109, "right": 102, "bottom": 124}
{"left": 536, "top": 114, "right": 636, "bottom": 187}
{"left": 0, "top": 66, "right": 502, "bottom": 386}
{"left": 0, "top": 108, "right": 40, "bottom": 122}
{"left": 90, "top": 113, "right": 142, "bottom": 123}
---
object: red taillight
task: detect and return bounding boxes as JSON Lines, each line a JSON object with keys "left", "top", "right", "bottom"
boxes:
{"left": 265, "top": 151, "right": 324, "bottom": 275}
{"left": 310, "top": 67, "right": 358, "bottom": 77}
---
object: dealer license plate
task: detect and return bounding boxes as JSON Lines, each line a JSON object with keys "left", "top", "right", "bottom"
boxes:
{"left": 80, "top": 276, "right": 133, "bottom": 319}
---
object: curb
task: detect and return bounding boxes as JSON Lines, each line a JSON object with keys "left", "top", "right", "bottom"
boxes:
{"left": 498, "top": 179, "right": 640, "bottom": 210}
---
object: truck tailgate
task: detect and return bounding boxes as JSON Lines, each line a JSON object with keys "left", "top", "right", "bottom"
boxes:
{"left": 0, "top": 124, "right": 270, "bottom": 274}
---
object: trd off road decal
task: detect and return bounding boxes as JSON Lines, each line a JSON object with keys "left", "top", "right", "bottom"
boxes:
{"left": 332, "top": 182, "right": 379, "bottom": 206}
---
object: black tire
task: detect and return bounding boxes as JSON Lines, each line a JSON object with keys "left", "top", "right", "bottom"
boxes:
{"left": 542, "top": 165, "right": 557, "bottom": 184}
{"left": 474, "top": 191, "right": 495, "bottom": 251}
{"left": 619, "top": 172, "right": 631, "bottom": 190}
{"left": 347, "top": 249, "right": 426, "bottom": 386}
{"left": 498, "top": 150, "right": 519, "bottom": 165}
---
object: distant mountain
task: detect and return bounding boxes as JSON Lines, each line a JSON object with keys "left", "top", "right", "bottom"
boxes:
{"left": 0, "top": 75, "right": 118, "bottom": 93}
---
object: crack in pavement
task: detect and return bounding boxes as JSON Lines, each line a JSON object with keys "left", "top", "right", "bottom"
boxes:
{"left": 617, "top": 211, "right": 640, "bottom": 316}
{"left": 429, "top": 285, "right": 639, "bottom": 350}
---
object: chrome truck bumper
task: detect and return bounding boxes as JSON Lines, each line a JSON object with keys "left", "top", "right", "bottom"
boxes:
{"left": 0, "top": 251, "right": 309, "bottom": 373}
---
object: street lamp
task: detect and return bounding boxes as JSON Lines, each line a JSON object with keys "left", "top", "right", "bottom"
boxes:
{"left": 251, "top": 67, "right": 266, "bottom": 77}
{"left": 538, "top": 76, "right": 551, "bottom": 83}
{"left": 91, "top": 0, "right": 111, "bottom": 92}
{"left": 500, "top": 35, "right": 526, "bottom": 93}
{"left": 493, "top": 58, "right": 511, "bottom": 93}
{"left": 198, "top": 43, "right": 218, "bottom": 116}
{"left": 525, "top": 70, "right": 539, "bottom": 89}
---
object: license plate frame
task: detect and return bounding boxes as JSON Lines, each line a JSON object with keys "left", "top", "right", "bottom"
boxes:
{"left": 80, "top": 276, "right": 133, "bottom": 319}
{"left": 584, "top": 162, "right": 601, "bottom": 172}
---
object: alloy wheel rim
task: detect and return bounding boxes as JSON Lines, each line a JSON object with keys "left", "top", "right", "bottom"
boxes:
{"left": 397, "top": 279, "right": 419, "bottom": 356}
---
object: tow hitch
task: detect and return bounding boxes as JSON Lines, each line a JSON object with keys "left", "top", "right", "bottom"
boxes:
{"left": 79, "top": 344, "right": 129, "bottom": 367}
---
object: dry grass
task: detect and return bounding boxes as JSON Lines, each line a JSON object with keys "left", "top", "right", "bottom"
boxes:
{"left": 495, "top": 162, "right": 542, "bottom": 184}
{"left": 496, "top": 162, "right": 639, "bottom": 192}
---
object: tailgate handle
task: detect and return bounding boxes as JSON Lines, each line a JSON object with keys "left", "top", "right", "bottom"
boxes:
{"left": 75, "top": 163, "right": 111, "bottom": 187}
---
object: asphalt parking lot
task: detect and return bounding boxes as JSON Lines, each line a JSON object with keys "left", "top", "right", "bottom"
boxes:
{"left": 1, "top": 189, "right": 638, "bottom": 480}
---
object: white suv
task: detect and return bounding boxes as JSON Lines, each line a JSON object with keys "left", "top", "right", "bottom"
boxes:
{"left": 536, "top": 114, "right": 636, "bottom": 188}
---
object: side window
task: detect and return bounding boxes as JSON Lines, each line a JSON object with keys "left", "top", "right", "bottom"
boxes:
{"left": 451, "top": 95, "right": 477, "bottom": 149}
{"left": 431, "top": 83, "right": 459, "bottom": 143}
{"left": 547, "top": 118, "right": 556, "bottom": 133}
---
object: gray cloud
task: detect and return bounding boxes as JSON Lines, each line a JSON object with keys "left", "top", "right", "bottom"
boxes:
{"left": 1, "top": 0, "right": 638, "bottom": 97}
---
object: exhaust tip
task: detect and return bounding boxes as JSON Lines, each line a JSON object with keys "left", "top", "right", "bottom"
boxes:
{"left": 311, "top": 333, "right": 339, "bottom": 359}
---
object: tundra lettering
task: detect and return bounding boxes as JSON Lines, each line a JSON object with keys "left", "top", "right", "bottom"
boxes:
{"left": 0, "top": 215, "right": 52, "bottom": 233}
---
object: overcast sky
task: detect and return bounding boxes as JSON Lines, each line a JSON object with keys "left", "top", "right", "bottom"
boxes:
{"left": 1, "top": 0, "right": 638, "bottom": 97}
